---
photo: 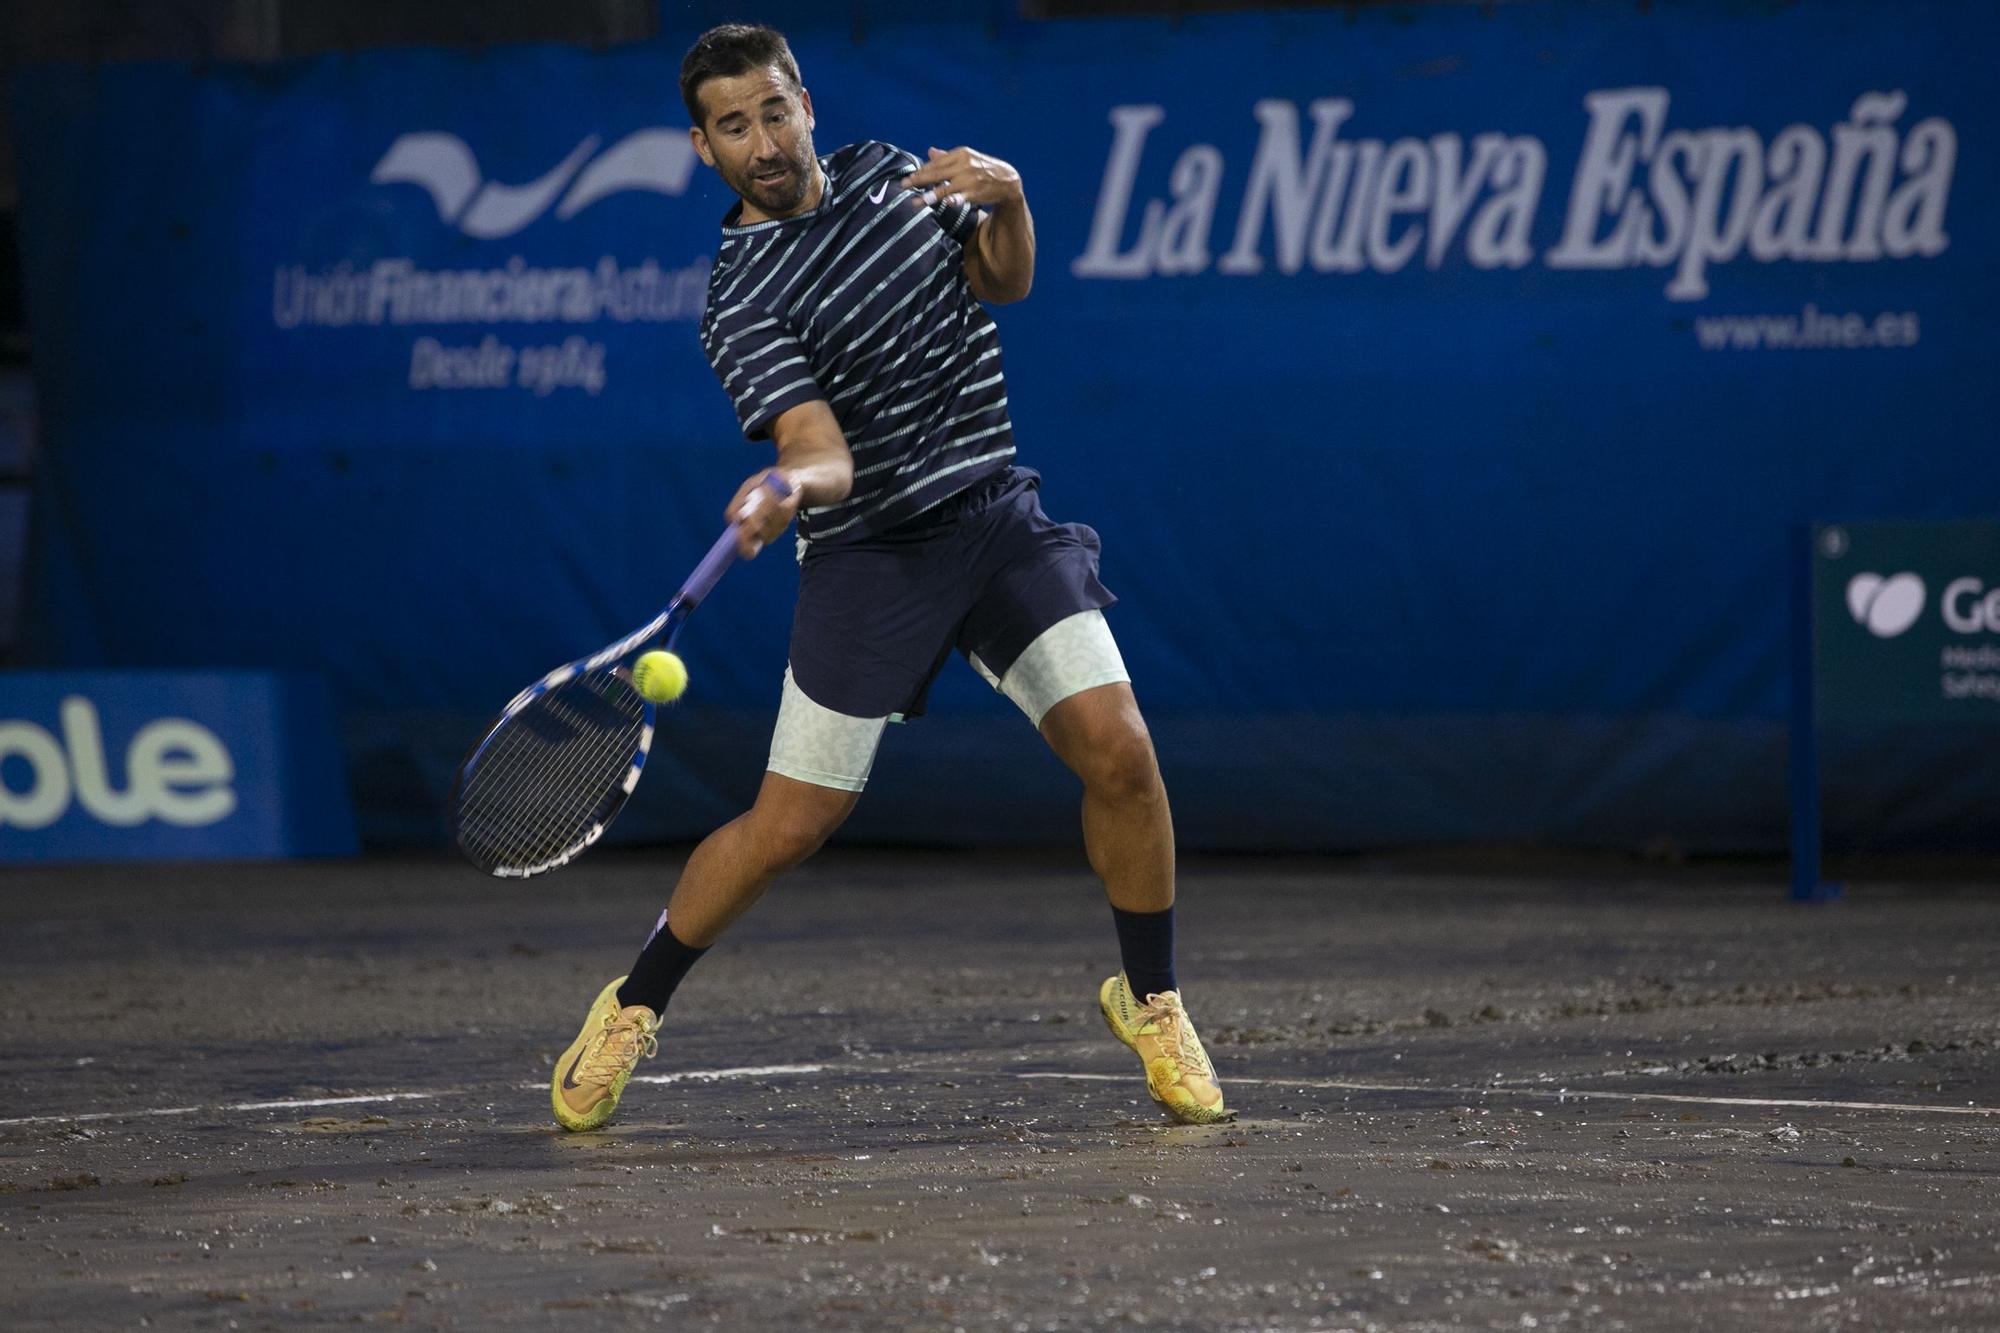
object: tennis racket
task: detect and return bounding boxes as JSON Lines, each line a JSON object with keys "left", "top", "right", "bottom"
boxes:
{"left": 450, "top": 473, "right": 792, "bottom": 877}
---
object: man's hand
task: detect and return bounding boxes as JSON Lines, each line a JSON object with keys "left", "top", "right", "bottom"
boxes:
{"left": 901, "top": 145, "right": 1023, "bottom": 212}
{"left": 725, "top": 468, "right": 802, "bottom": 558}
{"left": 905, "top": 146, "right": 1036, "bottom": 304}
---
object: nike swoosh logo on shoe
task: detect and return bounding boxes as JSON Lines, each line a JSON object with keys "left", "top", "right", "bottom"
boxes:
{"left": 560, "top": 1052, "right": 588, "bottom": 1091}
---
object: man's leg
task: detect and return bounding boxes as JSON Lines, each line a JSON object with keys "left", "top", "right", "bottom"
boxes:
{"left": 1038, "top": 681, "right": 1174, "bottom": 916}
{"left": 1031, "top": 674, "right": 1228, "bottom": 1124}
{"left": 553, "top": 669, "right": 885, "bottom": 1132}
{"left": 969, "top": 606, "right": 1181, "bottom": 999}
{"left": 953, "top": 478, "right": 1228, "bottom": 1122}
{"left": 1039, "top": 680, "right": 1179, "bottom": 1000}
{"left": 613, "top": 770, "right": 858, "bottom": 1017}
{"left": 656, "top": 771, "right": 860, "bottom": 948}
{"left": 551, "top": 773, "right": 856, "bottom": 1133}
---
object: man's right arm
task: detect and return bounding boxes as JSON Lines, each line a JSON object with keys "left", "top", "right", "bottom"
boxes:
{"left": 726, "top": 399, "right": 854, "bottom": 557}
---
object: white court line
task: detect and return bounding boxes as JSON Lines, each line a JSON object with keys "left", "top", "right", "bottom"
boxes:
{"left": 631, "top": 1063, "right": 825, "bottom": 1085}
{"left": 9, "top": 1063, "right": 1993, "bottom": 1130}
{"left": 0, "top": 1091, "right": 445, "bottom": 1129}
{"left": 229, "top": 1092, "right": 444, "bottom": 1113}
{"left": 0, "top": 1066, "right": 827, "bottom": 1129}
{"left": 0, "top": 1105, "right": 207, "bottom": 1128}
{"left": 1013, "top": 1071, "right": 2000, "bottom": 1118}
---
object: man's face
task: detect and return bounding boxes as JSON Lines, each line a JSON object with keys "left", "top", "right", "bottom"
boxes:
{"left": 690, "top": 66, "right": 819, "bottom": 221}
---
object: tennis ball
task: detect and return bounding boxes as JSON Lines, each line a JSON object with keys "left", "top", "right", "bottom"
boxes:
{"left": 631, "top": 650, "right": 688, "bottom": 704}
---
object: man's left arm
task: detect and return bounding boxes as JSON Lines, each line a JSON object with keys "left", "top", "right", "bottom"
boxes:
{"left": 902, "top": 146, "right": 1035, "bottom": 304}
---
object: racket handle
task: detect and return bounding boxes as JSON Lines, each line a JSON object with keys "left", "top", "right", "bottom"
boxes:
{"left": 679, "top": 471, "right": 794, "bottom": 609}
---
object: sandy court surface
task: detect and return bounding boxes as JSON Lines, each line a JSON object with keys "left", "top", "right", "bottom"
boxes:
{"left": 1, "top": 849, "right": 1995, "bottom": 1329}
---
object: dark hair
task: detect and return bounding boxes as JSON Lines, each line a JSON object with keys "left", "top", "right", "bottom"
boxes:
{"left": 679, "top": 24, "right": 803, "bottom": 128}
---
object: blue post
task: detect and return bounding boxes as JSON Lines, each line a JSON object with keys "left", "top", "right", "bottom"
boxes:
{"left": 1788, "top": 526, "right": 1841, "bottom": 903}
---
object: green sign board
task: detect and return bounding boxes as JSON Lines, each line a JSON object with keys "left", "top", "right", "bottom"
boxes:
{"left": 1812, "top": 520, "right": 2000, "bottom": 724}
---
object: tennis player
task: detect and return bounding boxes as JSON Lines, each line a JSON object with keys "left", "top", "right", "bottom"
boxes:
{"left": 553, "top": 23, "right": 1228, "bottom": 1131}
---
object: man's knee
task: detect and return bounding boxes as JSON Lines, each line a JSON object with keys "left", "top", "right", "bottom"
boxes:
{"left": 1048, "top": 689, "right": 1164, "bottom": 804}
{"left": 747, "top": 773, "right": 857, "bottom": 869}
{"left": 1086, "top": 726, "right": 1164, "bottom": 804}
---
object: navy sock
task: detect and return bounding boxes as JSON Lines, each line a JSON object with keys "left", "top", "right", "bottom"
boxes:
{"left": 615, "top": 913, "right": 708, "bottom": 1015}
{"left": 1111, "top": 903, "right": 1177, "bottom": 1000}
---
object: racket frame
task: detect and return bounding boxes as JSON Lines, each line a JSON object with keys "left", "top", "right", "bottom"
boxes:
{"left": 449, "top": 474, "right": 792, "bottom": 876}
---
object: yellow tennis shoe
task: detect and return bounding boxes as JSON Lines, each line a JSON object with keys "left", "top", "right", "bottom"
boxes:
{"left": 1099, "top": 974, "right": 1231, "bottom": 1124}
{"left": 551, "top": 976, "right": 659, "bottom": 1132}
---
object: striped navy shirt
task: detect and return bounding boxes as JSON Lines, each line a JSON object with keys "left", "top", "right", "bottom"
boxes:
{"left": 700, "top": 141, "right": 1014, "bottom": 547}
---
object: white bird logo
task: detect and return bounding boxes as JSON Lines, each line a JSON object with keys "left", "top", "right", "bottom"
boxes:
{"left": 371, "top": 129, "right": 698, "bottom": 238}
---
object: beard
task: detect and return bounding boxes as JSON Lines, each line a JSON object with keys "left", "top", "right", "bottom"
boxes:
{"left": 729, "top": 140, "right": 817, "bottom": 217}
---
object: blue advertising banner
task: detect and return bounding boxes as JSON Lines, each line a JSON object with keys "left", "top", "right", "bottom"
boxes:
{"left": 11, "top": 2, "right": 1998, "bottom": 851}
{"left": 0, "top": 673, "right": 357, "bottom": 861}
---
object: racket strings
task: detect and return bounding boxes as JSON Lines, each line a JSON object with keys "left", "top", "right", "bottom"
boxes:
{"left": 460, "top": 700, "right": 637, "bottom": 870}
{"left": 464, "top": 690, "right": 637, "bottom": 859}
{"left": 454, "top": 671, "right": 648, "bottom": 874}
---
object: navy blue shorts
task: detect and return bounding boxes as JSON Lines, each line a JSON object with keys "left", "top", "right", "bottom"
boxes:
{"left": 789, "top": 467, "right": 1116, "bottom": 719}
